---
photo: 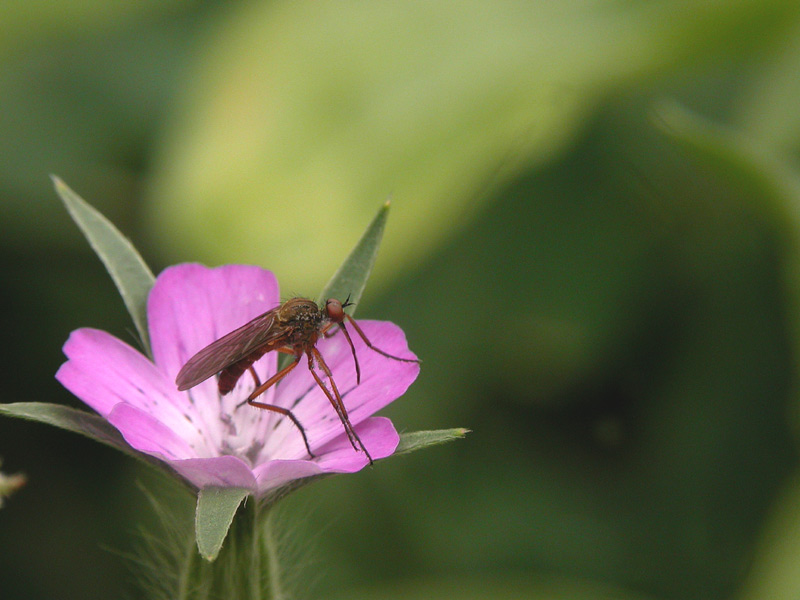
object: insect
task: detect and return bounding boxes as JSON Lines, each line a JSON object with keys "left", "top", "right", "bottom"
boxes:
{"left": 175, "top": 297, "right": 419, "bottom": 464}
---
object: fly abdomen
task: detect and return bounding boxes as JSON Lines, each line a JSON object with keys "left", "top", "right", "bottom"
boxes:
{"left": 218, "top": 347, "right": 270, "bottom": 395}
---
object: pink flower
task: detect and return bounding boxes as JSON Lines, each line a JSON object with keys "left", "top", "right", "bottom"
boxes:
{"left": 56, "top": 264, "right": 419, "bottom": 496}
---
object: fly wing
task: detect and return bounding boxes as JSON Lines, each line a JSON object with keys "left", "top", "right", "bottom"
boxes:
{"left": 175, "top": 307, "right": 285, "bottom": 390}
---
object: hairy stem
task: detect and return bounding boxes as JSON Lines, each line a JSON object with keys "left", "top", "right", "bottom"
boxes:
{"left": 176, "top": 532, "right": 197, "bottom": 600}
{"left": 265, "top": 509, "right": 283, "bottom": 600}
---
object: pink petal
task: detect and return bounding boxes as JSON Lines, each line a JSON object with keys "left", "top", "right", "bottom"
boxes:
{"left": 168, "top": 456, "right": 258, "bottom": 490}
{"left": 107, "top": 403, "right": 196, "bottom": 460}
{"left": 314, "top": 416, "right": 400, "bottom": 471}
{"left": 56, "top": 328, "right": 208, "bottom": 445}
{"left": 316, "top": 320, "right": 419, "bottom": 420}
{"left": 263, "top": 321, "right": 418, "bottom": 456}
{"left": 253, "top": 460, "right": 325, "bottom": 493}
{"left": 146, "top": 264, "right": 281, "bottom": 453}
{"left": 148, "top": 263, "right": 280, "bottom": 383}
{"left": 250, "top": 418, "right": 398, "bottom": 494}
{"left": 56, "top": 329, "right": 171, "bottom": 416}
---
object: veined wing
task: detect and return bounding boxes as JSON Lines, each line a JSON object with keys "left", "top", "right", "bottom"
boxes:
{"left": 175, "top": 307, "right": 285, "bottom": 390}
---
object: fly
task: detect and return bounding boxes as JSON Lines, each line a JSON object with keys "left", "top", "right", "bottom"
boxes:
{"left": 175, "top": 297, "right": 418, "bottom": 464}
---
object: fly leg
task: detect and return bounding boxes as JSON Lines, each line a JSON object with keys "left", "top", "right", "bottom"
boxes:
{"left": 344, "top": 315, "right": 421, "bottom": 364}
{"left": 308, "top": 348, "right": 373, "bottom": 465}
{"left": 238, "top": 355, "right": 314, "bottom": 458}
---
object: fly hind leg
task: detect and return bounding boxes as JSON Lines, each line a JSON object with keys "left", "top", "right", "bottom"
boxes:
{"left": 240, "top": 356, "right": 314, "bottom": 458}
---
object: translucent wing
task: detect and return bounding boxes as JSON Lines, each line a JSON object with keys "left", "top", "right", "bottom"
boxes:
{"left": 175, "top": 307, "right": 285, "bottom": 390}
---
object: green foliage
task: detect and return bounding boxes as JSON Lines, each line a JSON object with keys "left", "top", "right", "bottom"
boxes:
{"left": 0, "top": 402, "right": 136, "bottom": 457}
{"left": 316, "top": 200, "right": 390, "bottom": 311}
{"left": 4, "top": 2, "right": 800, "bottom": 600}
{"left": 144, "top": 0, "right": 800, "bottom": 294}
{"left": 53, "top": 177, "right": 155, "bottom": 356}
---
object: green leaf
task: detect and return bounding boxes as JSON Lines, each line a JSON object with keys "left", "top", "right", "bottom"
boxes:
{"left": 654, "top": 101, "right": 800, "bottom": 426}
{"left": 653, "top": 102, "right": 800, "bottom": 212}
{"left": 395, "top": 428, "right": 469, "bottom": 456}
{"left": 736, "top": 473, "right": 800, "bottom": 600}
{"left": 334, "top": 573, "right": 659, "bottom": 600}
{"left": 734, "top": 32, "right": 800, "bottom": 154}
{"left": 653, "top": 102, "right": 800, "bottom": 299}
{"left": 52, "top": 176, "right": 156, "bottom": 357}
{"left": 0, "top": 402, "right": 137, "bottom": 458}
{"left": 147, "top": 1, "right": 800, "bottom": 294}
{"left": 195, "top": 487, "right": 250, "bottom": 561}
{"left": 316, "top": 200, "right": 390, "bottom": 311}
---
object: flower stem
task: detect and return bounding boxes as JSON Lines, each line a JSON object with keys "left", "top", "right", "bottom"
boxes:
{"left": 265, "top": 510, "right": 283, "bottom": 600}
{"left": 208, "top": 496, "right": 283, "bottom": 600}
{"left": 248, "top": 498, "right": 263, "bottom": 600}
{"left": 142, "top": 492, "right": 283, "bottom": 600}
{"left": 176, "top": 532, "right": 197, "bottom": 600}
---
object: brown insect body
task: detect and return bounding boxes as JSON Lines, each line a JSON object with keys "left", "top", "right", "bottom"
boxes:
{"left": 175, "top": 296, "right": 418, "bottom": 465}
{"left": 217, "top": 299, "right": 323, "bottom": 395}
{"left": 217, "top": 347, "right": 270, "bottom": 395}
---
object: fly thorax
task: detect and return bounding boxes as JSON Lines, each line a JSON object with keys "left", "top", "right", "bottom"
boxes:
{"left": 277, "top": 301, "right": 323, "bottom": 350}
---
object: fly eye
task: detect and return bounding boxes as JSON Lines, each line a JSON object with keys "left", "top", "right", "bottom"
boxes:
{"left": 326, "top": 298, "right": 345, "bottom": 322}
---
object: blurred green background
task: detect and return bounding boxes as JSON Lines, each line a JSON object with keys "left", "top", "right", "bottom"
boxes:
{"left": 4, "top": 1, "right": 800, "bottom": 598}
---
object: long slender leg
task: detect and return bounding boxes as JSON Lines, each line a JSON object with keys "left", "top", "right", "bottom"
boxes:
{"left": 242, "top": 346, "right": 295, "bottom": 392}
{"left": 321, "top": 321, "right": 339, "bottom": 338}
{"left": 306, "top": 352, "right": 353, "bottom": 446}
{"left": 244, "top": 356, "right": 300, "bottom": 403}
{"left": 308, "top": 348, "right": 373, "bottom": 465}
{"left": 237, "top": 357, "right": 315, "bottom": 458}
{"left": 247, "top": 398, "right": 314, "bottom": 458}
{"left": 336, "top": 322, "right": 361, "bottom": 384}
{"left": 312, "top": 347, "right": 350, "bottom": 421}
{"left": 247, "top": 365, "right": 262, "bottom": 388}
{"left": 321, "top": 321, "right": 361, "bottom": 384}
{"left": 344, "top": 315, "right": 420, "bottom": 363}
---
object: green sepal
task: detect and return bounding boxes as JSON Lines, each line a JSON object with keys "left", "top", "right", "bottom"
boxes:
{"left": 280, "top": 200, "right": 389, "bottom": 371}
{"left": 0, "top": 402, "right": 179, "bottom": 480}
{"left": 53, "top": 176, "right": 156, "bottom": 357}
{"left": 316, "top": 199, "right": 390, "bottom": 312}
{"left": 195, "top": 487, "right": 251, "bottom": 561}
{"left": 0, "top": 401, "right": 136, "bottom": 457}
{"left": 395, "top": 428, "right": 470, "bottom": 455}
